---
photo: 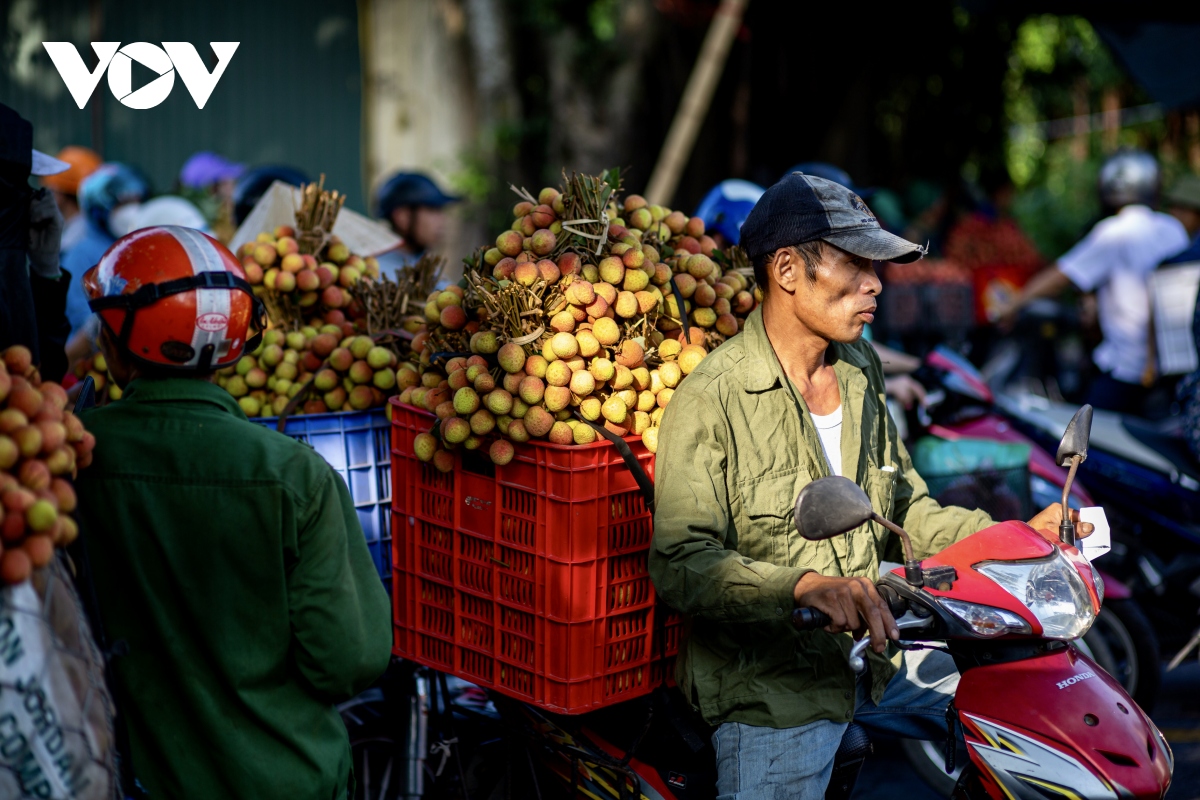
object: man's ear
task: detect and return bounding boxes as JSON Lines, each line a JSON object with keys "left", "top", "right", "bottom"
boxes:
{"left": 771, "top": 247, "right": 798, "bottom": 293}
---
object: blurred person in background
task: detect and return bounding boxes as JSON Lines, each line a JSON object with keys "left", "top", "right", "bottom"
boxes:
{"left": 178, "top": 151, "right": 244, "bottom": 242}
{"left": 111, "top": 196, "right": 211, "bottom": 238}
{"left": 232, "top": 165, "right": 309, "bottom": 227}
{"left": 373, "top": 171, "right": 460, "bottom": 280}
{"left": 64, "top": 164, "right": 149, "bottom": 336}
{"left": 40, "top": 145, "right": 101, "bottom": 257}
{"left": 997, "top": 150, "right": 1191, "bottom": 414}
{"left": 0, "top": 103, "right": 71, "bottom": 380}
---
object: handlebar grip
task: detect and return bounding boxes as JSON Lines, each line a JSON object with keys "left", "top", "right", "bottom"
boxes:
{"left": 877, "top": 584, "right": 909, "bottom": 619}
{"left": 791, "top": 607, "right": 832, "bottom": 631}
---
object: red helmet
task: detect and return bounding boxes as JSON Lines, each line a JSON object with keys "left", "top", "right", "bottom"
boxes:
{"left": 84, "top": 226, "right": 266, "bottom": 371}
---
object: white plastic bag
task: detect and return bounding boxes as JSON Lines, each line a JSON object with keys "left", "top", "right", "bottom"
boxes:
{"left": 0, "top": 557, "right": 119, "bottom": 799}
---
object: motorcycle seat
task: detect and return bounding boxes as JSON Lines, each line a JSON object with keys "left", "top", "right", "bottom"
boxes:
{"left": 1121, "top": 416, "right": 1200, "bottom": 484}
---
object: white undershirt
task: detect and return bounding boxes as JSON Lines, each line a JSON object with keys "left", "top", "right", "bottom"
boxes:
{"left": 810, "top": 406, "right": 844, "bottom": 477}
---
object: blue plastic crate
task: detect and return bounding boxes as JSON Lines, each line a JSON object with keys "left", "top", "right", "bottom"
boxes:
{"left": 249, "top": 409, "right": 392, "bottom": 593}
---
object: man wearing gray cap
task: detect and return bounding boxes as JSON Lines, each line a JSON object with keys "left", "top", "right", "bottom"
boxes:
{"left": 648, "top": 173, "right": 1087, "bottom": 798}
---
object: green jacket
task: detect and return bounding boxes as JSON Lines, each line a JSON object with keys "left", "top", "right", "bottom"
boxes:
{"left": 649, "top": 308, "right": 991, "bottom": 729}
{"left": 76, "top": 378, "right": 392, "bottom": 800}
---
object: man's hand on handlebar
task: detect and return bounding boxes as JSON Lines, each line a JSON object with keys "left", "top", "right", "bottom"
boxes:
{"left": 792, "top": 573, "right": 899, "bottom": 653}
{"left": 1027, "top": 504, "right": 1094, "bottom": 541}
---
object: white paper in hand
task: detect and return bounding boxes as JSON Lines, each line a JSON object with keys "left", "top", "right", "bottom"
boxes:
{"left": 1079, "top": 507, "right": 1110, "bottom": 561}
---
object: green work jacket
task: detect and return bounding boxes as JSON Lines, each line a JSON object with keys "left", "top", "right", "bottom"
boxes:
{"left": 76, "top": 378, "right": 391, "bottom": 799}
{"left": 649, "top": 308, "right": 992, "bottom": 729}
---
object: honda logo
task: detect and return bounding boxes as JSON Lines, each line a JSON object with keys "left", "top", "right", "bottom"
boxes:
{"left": 1055, "top": 670, "right": 1095, "bottom": 690}
{"left": 42, "top": 42, "right": 239, "bottom": 110}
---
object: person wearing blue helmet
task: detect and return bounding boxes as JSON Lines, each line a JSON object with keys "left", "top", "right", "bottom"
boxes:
{"left": 62, "top": 163, "right": 149, "bottom": 337}
{"left": 373, "top": 171, "right": 460, "bottom": 280}
{"left": 693, "top": 179, "right": 765, "bottom": 247}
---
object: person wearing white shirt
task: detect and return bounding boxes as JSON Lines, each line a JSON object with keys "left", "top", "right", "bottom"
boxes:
{"left": 997, "top": 150, "right": 1191, "bottom": 413}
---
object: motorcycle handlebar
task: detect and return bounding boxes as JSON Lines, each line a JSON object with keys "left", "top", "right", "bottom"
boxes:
{"left": 790, "top": 584, "right": 910, "bottom": 632}
{"left": 791, "top": 608, "right": 832, "bottom": 630}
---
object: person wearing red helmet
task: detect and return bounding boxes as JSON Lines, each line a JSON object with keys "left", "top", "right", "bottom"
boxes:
{"left": 74, "top": 225, "right": 391, "bottom": 800}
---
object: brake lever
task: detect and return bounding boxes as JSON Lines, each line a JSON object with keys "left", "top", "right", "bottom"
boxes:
{"left": 847, "top": 611, "right": 935, "bottom": 674}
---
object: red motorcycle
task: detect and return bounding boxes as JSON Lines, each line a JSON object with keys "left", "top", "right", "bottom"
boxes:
{"left": 793, "top": 406, "right": 1173, "bottom": 799}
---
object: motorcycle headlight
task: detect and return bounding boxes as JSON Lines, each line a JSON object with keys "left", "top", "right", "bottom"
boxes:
{"left": 976, "top": 549, "right": 1096, "bottom": 639}
{"left": 939, "top": 598, "right": 1033, "bottom": 637}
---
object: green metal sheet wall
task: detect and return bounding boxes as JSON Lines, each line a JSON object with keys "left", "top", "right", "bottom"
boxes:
{"left": 2, "top": 0, "right": 364, "bottom": 210}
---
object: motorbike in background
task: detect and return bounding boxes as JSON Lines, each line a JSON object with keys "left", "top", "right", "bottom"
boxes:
{"left": 981, "top": 304, "right": 1200, "bottom": 661}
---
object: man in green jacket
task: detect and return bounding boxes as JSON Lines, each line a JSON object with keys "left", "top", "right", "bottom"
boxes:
{"left": 74, "top": 225, "right": 392, "bottom": 799}
{"left": 649, "top": 174, "right": 1088, "bottom": 799}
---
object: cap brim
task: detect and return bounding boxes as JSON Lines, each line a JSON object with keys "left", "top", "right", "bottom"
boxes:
{"left": 823, "top": 227, "right": 925, "bottom": 263}
{"left": 31, "top": 149, "right": 70, "bottom": 177}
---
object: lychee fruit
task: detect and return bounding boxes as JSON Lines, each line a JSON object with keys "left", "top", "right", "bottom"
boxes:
{"left": 518, "top": 376, "right": 545, "bottom": 405}
{"left": 501, "top": 417, "right": 528, "bottom": 443}
{"left": 551, "top": 332, "right": 579, "bottom": 359}
{"left": 440, "top": 305, "right": 468, "bottom": 331}
{"left": 453, "top": 387, "right": 480, "bottom": 415}
{"left": 489, "top": 439, "right": 515, "bottom": 466}
{"left": 592, "top": 318, "right": 621, "bottom": 346}
{"left": 530, "top": 229, "right": 556, "bottom": 256}
{"left": 524, "top": 355, "right": 548, "bottom": 379}
{"left": 601, "top": 396, "right": 627, "bottom": 425}
{"left": 432, "top": 449, "right": 455, "bottom": 473}
{"left": 523, "top": 406, "right": 554, "bottom": 438}
{"left": 544, "top": 421, "right": 571, "bottom": 445}
{"left": 569, "top": 370, "right": 596, "bottom": 396}
{"left": 544, "top": 386, "right": 572, "bottom": 412}
{"left": 486, "top": 389, "right": 514, "bottom": 415}
{"left": 496, "top": 230, "right": 524, "bottom": 257}
{"left": 558, "top": 252, "right": 582, "bottom": 276}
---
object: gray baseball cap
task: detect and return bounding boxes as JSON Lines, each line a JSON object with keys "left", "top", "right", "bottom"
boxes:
{"left": 740, "top": 172, "right": 926, "bottom": 264}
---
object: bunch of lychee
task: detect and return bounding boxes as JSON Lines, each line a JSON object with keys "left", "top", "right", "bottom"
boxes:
{"left": 0, "top": 346, "right": 94, "bottom": 585}
{"left": 481, "top": 191, "right": 758, "bottom": 341}
{"left": 216, "top": 313, "right": 401, "bottom": 417}
{"left": 235, "top": 226, "right": 379, "bottom": 317}
{"left": 400, "top": 328, "right": 708, "bottom": 468}
{"left": 400, "top": 181, "right": 765, "bottom": 469}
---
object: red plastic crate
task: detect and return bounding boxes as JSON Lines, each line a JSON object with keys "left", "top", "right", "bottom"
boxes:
{"left": 651, "top": 606, "right": 683, "bottom": 689}
{"left": 390, "top": 400, "right": 661, "bottom": 714}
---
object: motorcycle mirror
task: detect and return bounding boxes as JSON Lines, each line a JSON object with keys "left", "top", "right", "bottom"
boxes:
{"left": 1056, "top": 405, "right": 1093, "bottom": 467}
{"left": 794, "top": 477, "right": 875, "bottom": 541}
